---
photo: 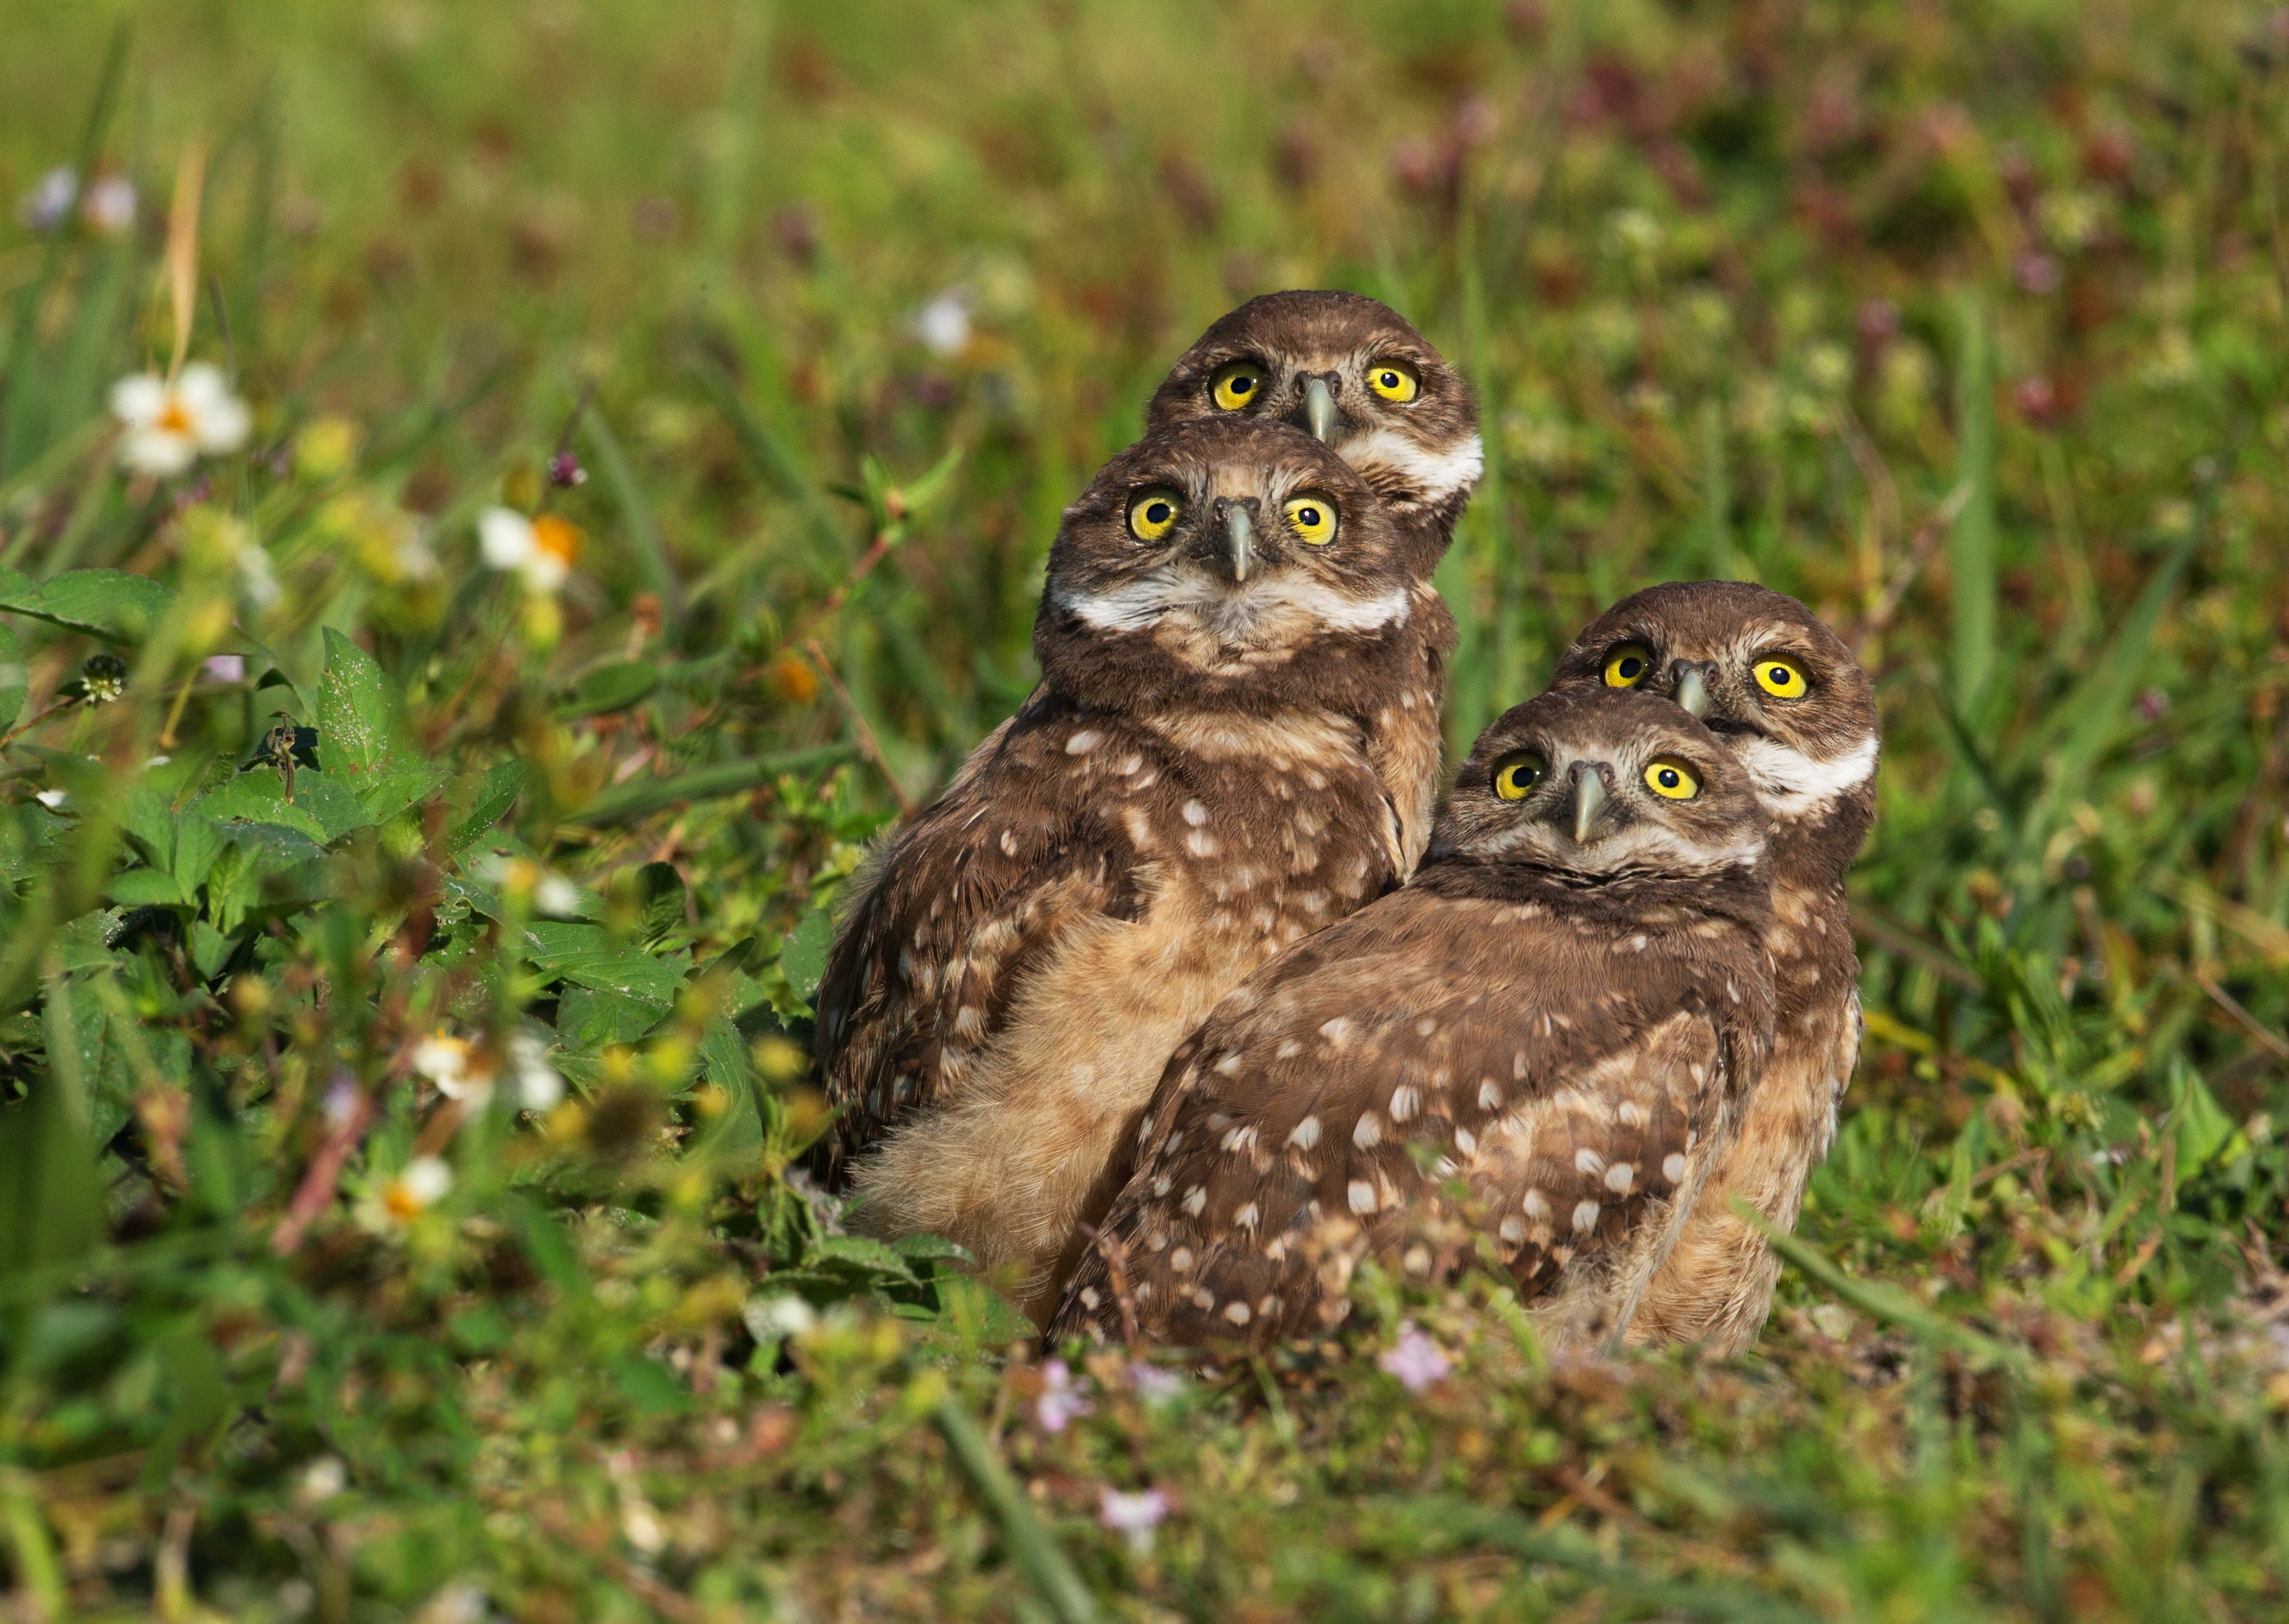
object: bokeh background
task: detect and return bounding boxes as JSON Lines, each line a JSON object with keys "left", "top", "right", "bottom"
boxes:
{"left": 3, "top": 3, "right": 2288, "bottom": 1619}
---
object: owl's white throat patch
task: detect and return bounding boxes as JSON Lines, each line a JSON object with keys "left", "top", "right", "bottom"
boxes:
{"left": 1053, "top": 570, "right": 1412, "bottom": 643}
{"left": 1731, "top": 733, "right": 1878, "bottom": 821}
{"left": 1335, "top": 426, "right": 1484, "bottom": 507}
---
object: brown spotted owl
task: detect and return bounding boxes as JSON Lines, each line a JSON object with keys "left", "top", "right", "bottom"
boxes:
{"left": 1050, "top": 687, "right": 1776, "bottom": 1351}
{"left": 1548, "top": 582, "right": 1879, "bottom": 1354}
{"left": 816, "top": 417, "right": 1441, "bottom": 1323}
{"left": 1146, "top": 290, "right": 1482, "bottom": 870}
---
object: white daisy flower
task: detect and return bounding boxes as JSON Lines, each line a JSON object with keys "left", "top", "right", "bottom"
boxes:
{"left": 413, "top": 1031, "right": 496, "bottom": 1106}
{"left": 110, "top": 362, "right": 252, "bottom": 477}
{"left": 476, "top": 507, "right": 579, "bottom": 593}
{"left": 18, "top": 166, "right": 76, "bottom": 232}
{"left": 384, "top": 1155, "right": 453, "bottom": 1220}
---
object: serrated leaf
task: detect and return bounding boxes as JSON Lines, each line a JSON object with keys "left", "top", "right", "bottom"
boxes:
{"left": 520, "top": 920, "right": 686, "bottom": 1012}
{"left": 49, "top": 912, "right": 122, "bottom": 974}
{"left": 193, "top": 768, "right": 372, "bottom": 844}
{"left": 316, "top": 627, "right": 406, "bottom": 776}
{"left": 0, "top": 568, "right": 177, "bottom": 644}
{"left": 560, "top": 659, "right": 659, "bottom": 718}
{"left": 172, "top": 814, "right": 224, "bottom": 892}
{"left": 188, "top": 920, "right": 232, "bottom": 980}
{"left": 556, "top": 985, "right": 664, "bottom": 1047}
{"left": 801, "top": 1232, "right": 920, "bottom": 1285}
{"left": 450, "top": 760, "right": 528, "bottom": 855}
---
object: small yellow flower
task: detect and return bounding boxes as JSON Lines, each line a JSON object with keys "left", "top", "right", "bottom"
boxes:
{"left": 768, "top": 652, "right": 821, "bottom": 705}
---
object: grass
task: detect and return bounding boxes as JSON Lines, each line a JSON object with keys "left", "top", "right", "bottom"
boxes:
{"left": 1, "top": 0, "right": 2288, "bottom": 1618}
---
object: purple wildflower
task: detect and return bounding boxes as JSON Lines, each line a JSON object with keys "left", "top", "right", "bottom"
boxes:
{"left": 547, "top": 450, "right": 587, "bottom": 488}
{"left": 1034, "top": 1360, "right": 1092, "bottom": 1433}
{"left": 1126, "top": 1362, "right": 1183, "bottom": 1404}
{"left": 203, "top": 654, "right": 247, "bottom": 684}
{"left": 1378, "top": 1323, "right": 1453, "bottom": 1393}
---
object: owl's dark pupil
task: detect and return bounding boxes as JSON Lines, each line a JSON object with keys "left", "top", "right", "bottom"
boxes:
{"left": 1146, "top": 503, "right": 1171, "bottom": 523}
{"left": 1381, "top": 372, "right": 1398, "bottom": 388}
{"left": 1231, "top": 376, "right": 1254, "bottom": 394}
{"left": 1620, "top": 658, "right": 1643, "bottom": 679}
{"left": 1659, "top": 769, "right": 1679, "bottom": 786}
{"left": 1299, "top": 507, "right": 1319, "bottom": 525}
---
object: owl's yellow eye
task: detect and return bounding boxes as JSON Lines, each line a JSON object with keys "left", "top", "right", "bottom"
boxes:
{"left": 1128, "top": 489, "right": 1183, "bottom": 542}
{"left": 1643, "top": 758, "right": 1700, "bottom": 800}
{"left": 1603, "top": 643, "right": 1654, "bottom": 688}
{"left": 1211, "top": 364, "right": 1263, "bottom": 412}
{"left": 1283, "top": 495, "right": 1337, "bottom": 545}
{"left": 1491, "top": 751, "right": 1546, "bottom": 801}
{"left": 1752, "top": 655, "right": 1809, "bottom": 699}
{"left": 1367, "top": 360, "right": 1420, "bottom": 403}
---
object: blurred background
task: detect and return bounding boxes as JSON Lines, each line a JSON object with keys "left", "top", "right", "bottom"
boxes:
{"left": 4, "top": 3, "right": 2288, "bottom": 1616}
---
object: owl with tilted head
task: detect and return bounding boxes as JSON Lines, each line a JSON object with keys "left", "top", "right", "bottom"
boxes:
{"left": 1549, "top": 581, "right": 1880, "bottom": 1354}
{"left": 1051, "top": 687, "right": 1776, "bottom": 1352}
{"left": 816, "top": 416, "right": 1442, "bottom": 1323}
{"left": 1146, "top": 290, "right": 1483, "bottom": 870}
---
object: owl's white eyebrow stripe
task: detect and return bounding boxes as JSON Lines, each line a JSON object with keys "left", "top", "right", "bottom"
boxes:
{"left": 1334, "top": 426, "right": 1484, "bottom": 504}
{"left": 1049, "top": 575, "right": 1412, "bottom": 636}
{"left": 1730, "top": 734, "right": 1878, "bottom": 819}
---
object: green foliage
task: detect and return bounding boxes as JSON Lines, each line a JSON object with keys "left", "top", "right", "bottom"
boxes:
{"left": 1, "top": 0, "right": 2288, "bottom": 1619}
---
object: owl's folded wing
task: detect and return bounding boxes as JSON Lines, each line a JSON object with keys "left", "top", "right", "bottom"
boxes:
{"left": 1051, "top": 890, "right": 1737, "bottom": 1347}
{"left": 815, "top": 702, "right": 1146, "bottom": 1168}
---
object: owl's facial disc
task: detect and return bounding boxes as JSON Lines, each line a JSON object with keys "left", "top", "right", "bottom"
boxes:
{"left": 1554, "top": 583, "right": 1880, "bottom": 831}
{"left": 1434, "top": 689, "right": 1764, "bottom": 879}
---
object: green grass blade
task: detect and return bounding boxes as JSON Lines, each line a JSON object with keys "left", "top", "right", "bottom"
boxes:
{"left": 932, "top": 1394, "right": 1101, "bottom": 1624}
{"left": 1949, "top": 291, "right": 1997, "bottom": 712}
{"left": 583, "top": 408, "right": 684, "bottom": 634}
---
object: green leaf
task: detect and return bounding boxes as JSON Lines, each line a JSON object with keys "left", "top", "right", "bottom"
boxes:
{"left": 172, "top": 813, "right": 225, "bottom": 893}
{"left": 193, "top": 768, "right": 373, "bottom": 844}
{"left": 105, "top": 868, "right": 190, "bottom": 907}
{"left": 450, "top": 759, "right": 528, "bottom": 855}
{"left": 0, "top": 568, "right": 177, "bottom": 644}
{"left": 560, "top": 659, "right": 659, "bottom": 718}
{"left": 556, "top": 985, "right": 665, "bottom": 1047}
{"left": 48, "top": 912, "right": 121, "bottom": 975}
{"left": 801, "top": 1232, "right": 920, "bottom": 1286}
{"left": 0, "top": 622, "right": 25, "bottom": 734}
{"left": 0, "top": 1086, "right": 104, "bottom": 1285}
{"left": 316, "top": 626, "right": 407, "bottom": 776}
{"left": 778, "top": 908, "right": 833, "bottom": 1003}
{"left": 188, "top": 920, "right": 232, "bottom": 980}
{"left": 612, "top": 1353, "right": 694, "bottom": 1416}
{"left": 2168, "top": 1059, "right": 2238, "bottom": 1176}
{"left": 520, "top": 920, "right": 686, "bottom": 1012}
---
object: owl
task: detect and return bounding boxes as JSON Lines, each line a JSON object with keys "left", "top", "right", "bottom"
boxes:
{"left": 1049, "top": 687, "right": 1776, "bottom": 1351}
{"left": 816, "top": 417, "right": 1439, "bottom": 1323}
{"left": 1146, "top": 290, "right": 1483, "bottom": 870}
{"left": 1548, "top": 581, "right": 1880, "bottom": 1354}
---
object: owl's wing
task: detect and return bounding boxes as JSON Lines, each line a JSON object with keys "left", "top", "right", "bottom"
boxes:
{"left": 815, "top": 696, "right": 1146, "bottom": 1169}
{"left": 1051, "top": 887, "right": 1746, "bottom": 1348}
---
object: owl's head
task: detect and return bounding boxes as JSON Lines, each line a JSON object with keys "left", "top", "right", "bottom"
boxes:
{"left": 1547, "top": 582, "right": 1879, "bottom": 882}
{"left": 1431, "top": 687, "right": 1767, "bottom": 883}
{"left": 1035, "top": 417, "right": 1420, "bottom": 714}
{"left": 1147, "top": 291, "right": 1481, "bottom": 570}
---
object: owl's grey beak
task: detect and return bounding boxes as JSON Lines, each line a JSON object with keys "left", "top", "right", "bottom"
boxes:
{"left": 1222, "top": 503, "right": 1255, "bottom": 583}
{"left": 1569, "top": 767, "right": 1610, "bottom": 846}
{"left": 1304, "top": 377, "right": 1338, "bottom": 443}
{"left": 1674, "top": 667, "right": 1711, "bottom": 719}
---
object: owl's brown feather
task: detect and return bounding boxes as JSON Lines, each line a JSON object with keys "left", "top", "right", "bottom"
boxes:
{"left": 1548, "top": 582, "right": 1880, "bottom": 1353}
{"left": 818, "top": 418, "right": 1436, "bottom": 1322}
{"left": 1052, "top": 689, "right": 1776, "bottom": 1350}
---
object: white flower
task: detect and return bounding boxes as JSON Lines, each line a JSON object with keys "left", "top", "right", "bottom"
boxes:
{"left": 413, "top": 1580, "right": 488, "bottom": 1624}
{"left": 299, "top": 1456, "right": 347, "bottom": 1502}
{"left": 742, "top": 1294, "right": 818, "bottom": 1344}
{"left": 510, "top": 1032, "right": 563, "bottom": 1111}
{"left": 476, "top": 508, "right": 579, "bottom": 593}
{"left": 203, "top": 654, "right": 247, "bottom": 683}
{"left": 384, "top": 1155, "right": 453, "bottom": 1220}
{"left": 1126, "top": 1362, "right": 1183, "bottom": 1405}
{"left": 34, "top": 789, "right": 68, "bottom": 809}
{"left": 912, "top": 289, "right": 971, "bottom": 357}
{"left": 533, "top": 875, "right": 581, "bottom": 918}
{"left": 18, "top": 166, "right": 76, "bottom": 232}
{"left": 1097, "top": 1486, "right": 1171, "bottom": 1553}
{"left": 413, "top": 1032, "right": 495, "bottom": 1105}
{"left": 81, "top": 175, "right": 136, "bottom": 237}
{"left": 110, "top": 362, "right": 252, "bottom": 477}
